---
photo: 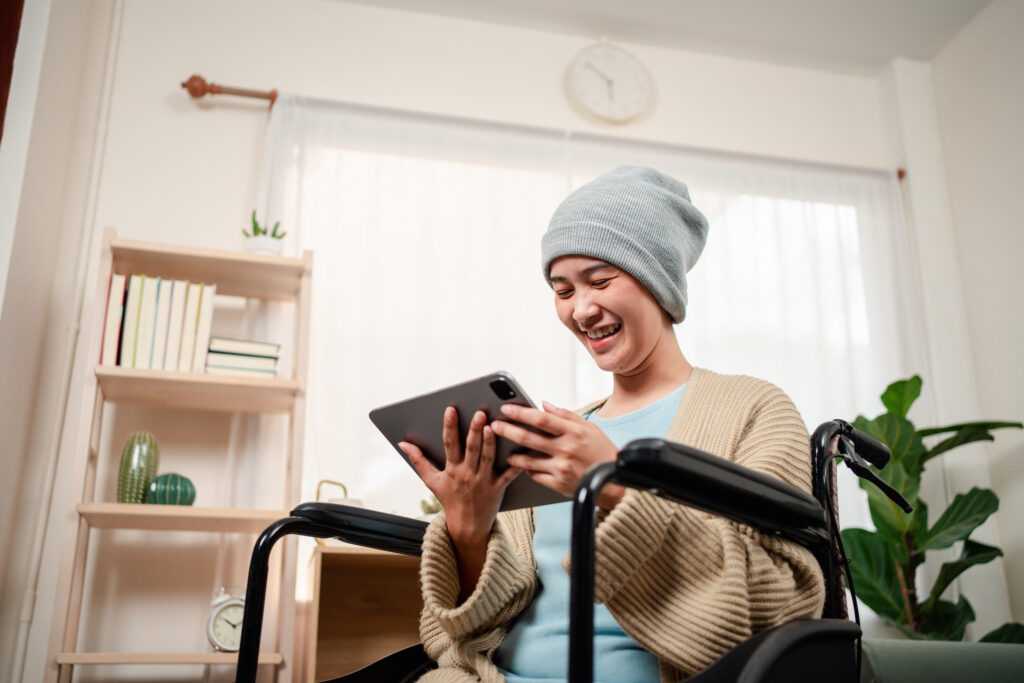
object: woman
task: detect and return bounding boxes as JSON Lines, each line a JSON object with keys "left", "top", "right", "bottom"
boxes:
{"left": 399, "top": 166, "right": 824, "bottom": 683}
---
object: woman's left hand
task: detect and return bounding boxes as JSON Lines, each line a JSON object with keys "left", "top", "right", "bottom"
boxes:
{"left": 491, "top": 401, "right": 626, "bottom": 510}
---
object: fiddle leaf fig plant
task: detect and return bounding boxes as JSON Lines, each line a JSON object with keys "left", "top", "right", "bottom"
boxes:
{"left": 840, "top": 376, "right": 1023, "bottom": 642}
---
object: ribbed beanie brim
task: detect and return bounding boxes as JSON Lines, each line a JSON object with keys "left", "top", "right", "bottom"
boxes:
{"left": 541, "top": 166, "right": 709, "bottom": 323}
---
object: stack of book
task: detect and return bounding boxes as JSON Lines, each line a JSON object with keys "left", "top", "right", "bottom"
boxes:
{"left": 100, "top": 274, "right": 218, "bottom": 372}
{"left": 205, "top": 338, "right": 280, "bottom": 378}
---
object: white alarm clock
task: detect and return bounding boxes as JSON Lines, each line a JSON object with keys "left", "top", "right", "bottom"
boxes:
{"left": 207, "top": 585, "right": 246, "bottom": 652}
{"left": 565, "top": 41, "right": 653, "bottom": 123}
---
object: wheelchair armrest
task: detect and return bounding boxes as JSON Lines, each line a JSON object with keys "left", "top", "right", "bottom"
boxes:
{"left": 290, "top": 502, "right": 428, "bottom": 557}
{"left": 613, "top": 438, "right": 828, "bottom": 545}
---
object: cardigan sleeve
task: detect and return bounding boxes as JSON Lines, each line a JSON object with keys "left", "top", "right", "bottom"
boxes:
{"left": 418, "top": 509, "right": 537, "bottom": 676}
{"left": 579, "top": 380, "right": 826, "bottom": 677}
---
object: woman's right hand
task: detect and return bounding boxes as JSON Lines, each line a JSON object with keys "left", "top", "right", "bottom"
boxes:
{"left": 399, "top": 406, "right": 522, "bottom": 598}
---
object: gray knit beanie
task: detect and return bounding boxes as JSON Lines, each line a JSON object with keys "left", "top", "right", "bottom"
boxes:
{"left": 541, "top": 166, "right": 709, "bottom": 323}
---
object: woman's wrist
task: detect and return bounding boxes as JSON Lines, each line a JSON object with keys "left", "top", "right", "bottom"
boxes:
{"left": 598, "top": 483, "right": 626, "bottom": 511}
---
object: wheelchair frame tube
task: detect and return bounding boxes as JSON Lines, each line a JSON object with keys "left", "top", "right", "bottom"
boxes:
{"left": 569, "top": 462, "right": 617, "bottom": 683}
{"left": 236, "top": 517, "right": 360, "bottom": 683}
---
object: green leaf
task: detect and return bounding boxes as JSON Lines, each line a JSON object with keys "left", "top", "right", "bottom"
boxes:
{"left": 922, "top": 540, "right": 1002, "bottom": 614}
{"left": 918, "top": 420, "right": 1023, "bottom": 437}
{"left": 922, "top": 596, "right": 975, "bottom": 641}
{"left": 881, "top": 376, "right": 922, "bottom": 418}
{"left": 860, "top": 459, "right": 918, "bottom": 546}
{"left": 853, "top": 413, "right": 926, "bottom": 475}
{"left": 915, "top": 487, "right": 999, "bottom": 554}
{"left": 840, "top": 528, "right": 906, "bottom": 622}
{"left": 979, "top": 622, "right": 1024, "bottom": 643}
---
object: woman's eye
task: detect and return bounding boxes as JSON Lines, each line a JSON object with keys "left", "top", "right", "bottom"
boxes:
{"left": 592, "top": 279, "right": 610, "bottom": 288}
{"left": 555, "top": 289, "right": 573, "bottom": 299}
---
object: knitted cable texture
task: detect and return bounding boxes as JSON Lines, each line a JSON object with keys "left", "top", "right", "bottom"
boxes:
{"left": 418, "top": 368, "right": 825, "bottom": 682}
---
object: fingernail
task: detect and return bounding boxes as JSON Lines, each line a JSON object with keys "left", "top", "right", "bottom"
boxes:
{"left": 483, "top": 426, "right": 493, "bottom": 438}
{"left": 500, "top": 404, "right": 514, "bottom": 416}
{"left": 542, "top": 400, "right": 554, "bottom": 411}
{"left": 445, "top": 406, "right": 454, "bottom": 421}
{"left": 474, "top": 411, "right": 485, "bottom": 425}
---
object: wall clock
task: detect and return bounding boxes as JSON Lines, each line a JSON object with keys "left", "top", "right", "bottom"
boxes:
{"left": 565, "top": 42, "right": 653, "bottom": 123}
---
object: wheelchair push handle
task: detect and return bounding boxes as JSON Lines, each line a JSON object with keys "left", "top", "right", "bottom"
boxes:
{"left": 836, "top": 433, "right": 913, "bottom": 513}
{"left": 839, "top": 420, "right": 890, "bottom": 469}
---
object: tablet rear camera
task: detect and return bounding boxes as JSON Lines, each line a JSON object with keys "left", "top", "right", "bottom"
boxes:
{"left": 490, "top": 379, "right": 517, "bottom": 400}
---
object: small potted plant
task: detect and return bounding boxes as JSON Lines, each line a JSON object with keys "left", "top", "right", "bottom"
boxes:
{"left": 243, "top": 210, "right": 286, "bottom": 255}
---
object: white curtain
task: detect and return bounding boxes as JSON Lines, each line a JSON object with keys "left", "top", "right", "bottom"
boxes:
{"left": 258, "top": 95, "right": 927, "bottom": 535}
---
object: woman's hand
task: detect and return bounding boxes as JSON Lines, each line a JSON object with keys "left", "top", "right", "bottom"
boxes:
{"left": 399, "top": 406, "right": 522, "bottom": 599}
{"left": 491, "top": 402, "right": 626, "bottom": 510}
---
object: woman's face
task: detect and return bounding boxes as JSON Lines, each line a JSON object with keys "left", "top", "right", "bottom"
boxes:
{"left": 549, "top": 255, "right": 670, "bottom": 375}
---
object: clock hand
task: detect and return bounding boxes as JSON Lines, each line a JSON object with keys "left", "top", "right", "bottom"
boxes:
{"left": 224, "top": 618, "right": 241, "bottom": 628}
{"left": 585, "top": 62, "right": 612, "bottom": 83}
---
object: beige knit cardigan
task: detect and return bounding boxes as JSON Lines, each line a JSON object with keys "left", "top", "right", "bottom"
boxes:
{"left": 416, "top": 368, "right": 825, "bottom": 683}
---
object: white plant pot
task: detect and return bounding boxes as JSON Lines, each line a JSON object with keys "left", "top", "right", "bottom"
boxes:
{"left": 244, "top": 235, "right": 284, "bottom": 255}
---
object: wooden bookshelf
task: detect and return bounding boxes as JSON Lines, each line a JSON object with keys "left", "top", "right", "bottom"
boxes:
{"left": 95, "top": 366, "right": 298, "bottom": 413}
{"left": 57, "top": 652, "right": 284, "bottom": 665}
{"left": 48, "top": 230, "right": 313, "bottom": 683}
{"left": 78, "top": 503, "right": 288, "bottom": 533}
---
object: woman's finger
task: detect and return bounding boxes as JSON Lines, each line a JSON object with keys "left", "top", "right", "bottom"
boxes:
{"left": 463, "top": 410, "right": 486, "bottom": 472}
{"left": 491, "top": 419, "right": 552, "bottom": 454}
{"left": 441, "top": 406, "right": 463, "bottom": 467}
{"left": 494, "top": 463, "right": 523, "bottom": 490}
{"left": 541, "top": 400, "right": 586, "bottom": 424}
{"left": 507, "top": 452, "right": 557, "bottom": 476}
{"left": 479, "top": 424, "right": 497, "bottom": 472}
{"left": 499, "top": 403, "right": 567, "bottom": 436}
{"left": 400, "top": 441, "right": 439, "bottom": 486}
{"left": 522, "top": 470, "right": 569, "bottom": 497}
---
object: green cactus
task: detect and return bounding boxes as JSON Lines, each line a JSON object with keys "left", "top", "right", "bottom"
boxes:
{"left": 244, "top": 210, "right": 285, "bottom": 239}
{"left": 117, "top": 432, "right": 160, "bottom": 503}
{"left": 146, "top": 473, "right": 196, "bottom": 505}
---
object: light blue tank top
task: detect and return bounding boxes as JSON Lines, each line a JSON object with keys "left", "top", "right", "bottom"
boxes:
{"left": 493, "top": 383, "right": 687, "bottom": 683}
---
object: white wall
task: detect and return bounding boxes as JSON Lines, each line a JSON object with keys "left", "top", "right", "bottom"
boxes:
{"left": 932, "top": 0, "right": 1024, "bottom": 623}
{"left": 9, "top": 0, "right": 1016, "bottom": 678}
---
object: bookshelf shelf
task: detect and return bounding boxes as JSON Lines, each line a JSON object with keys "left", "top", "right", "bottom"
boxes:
{"left": 56, "top": 652, "right": 284, "bottom": 666}
{"left": 95, "top": 366, "right": 298, "bottom": 413}
{"left": 78, "top": 503, "right": 288, "bottom": 533}
{"left": 111, "top": 238, "right": 305, "bottom": 301}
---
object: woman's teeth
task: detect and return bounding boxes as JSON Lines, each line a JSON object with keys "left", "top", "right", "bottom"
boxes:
{"left": 586, "top": 323, "right": 621, "bottom": 340}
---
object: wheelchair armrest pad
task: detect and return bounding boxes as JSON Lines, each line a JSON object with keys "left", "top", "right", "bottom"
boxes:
{"left": 290, "top": 503, "right": 428, "bottom": 556}
{"left": 616, "top": 438, "right": 827, "bottom": 539}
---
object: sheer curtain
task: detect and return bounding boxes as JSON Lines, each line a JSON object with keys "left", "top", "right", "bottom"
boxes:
{"left": 258, "top": 95, "right": 927, "bottom": 535}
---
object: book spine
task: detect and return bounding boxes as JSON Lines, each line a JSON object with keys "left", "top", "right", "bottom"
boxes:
{"left": 177, "top": 283, "right": 202, "bottom": 372}
{"left": 163, "top": 279, "right": 188, "bottom": 371}
{"left": 191, "top": 283, "right": 217, "bottom": 373}
{"left": 152, "top": 278, "right": 171, "bottom": 370}
{"left": 135, "top": 276, "right": 159, "bottom": 370}
{"left": 119, "top": 275, "right": 143, "bottom": 367}
{"left": 100, "top": 273, "right": 127, "bottom": 366}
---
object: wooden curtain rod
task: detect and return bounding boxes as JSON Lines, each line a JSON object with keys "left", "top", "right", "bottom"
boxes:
{"left": 181, "top": 74, "right": 277, "bottom": 106}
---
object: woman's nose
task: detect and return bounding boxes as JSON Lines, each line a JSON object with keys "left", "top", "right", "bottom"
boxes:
{"left": 572, "top": 294, "right": 600, "bottom": 324}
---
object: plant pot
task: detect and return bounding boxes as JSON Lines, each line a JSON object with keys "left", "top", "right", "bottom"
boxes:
{"left": 244, "top": 235, "right": 284, "bottom": 255}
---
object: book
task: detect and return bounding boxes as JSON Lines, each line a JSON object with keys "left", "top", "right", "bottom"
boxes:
{"left": 206, "top": 351, "right": 277, "bottom": 372}
{"left": 205, "top": 365, "right": 278, "bottom": 378}
{"left": 177, "top": 283, "right": 202, "bottom": 372}
{"left": 208, "top": 337, "right": 280, "bottom": 358}
{"left": 151, "top": 278, "right": 172, "bottom": 371}
{"left": 162, "top": 279, "right": 188, "bottom": 370}
{"left": 119, "top": 274, "right": 143, "bottom": 367}
{"left": 100, "top": 273, "right": 127, "bottom": 366}
{"left": 135, "top": 276, "right": 159, "bottom": 370}
{"left": 191, "top": 282, "right": 217, "bottom": 373}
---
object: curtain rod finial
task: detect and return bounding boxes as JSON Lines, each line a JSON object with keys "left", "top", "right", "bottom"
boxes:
{"left": 182, "top": 74, "right": 214, "bottom": 99}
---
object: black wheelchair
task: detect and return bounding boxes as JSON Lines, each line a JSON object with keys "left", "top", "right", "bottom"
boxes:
{"left": 233, "top": 419, "right": 910, "bottom": 683}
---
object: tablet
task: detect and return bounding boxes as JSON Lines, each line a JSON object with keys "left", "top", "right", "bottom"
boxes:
{"left": 369, "top": 372, "right": 568, "bottom": 511}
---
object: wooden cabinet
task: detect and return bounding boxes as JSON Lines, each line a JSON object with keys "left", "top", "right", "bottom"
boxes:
{"left": 304, "top": 546, "right": 422, "bottom": 682}
{"left": 47, "top": 229, "right": 312, "bottom": 681}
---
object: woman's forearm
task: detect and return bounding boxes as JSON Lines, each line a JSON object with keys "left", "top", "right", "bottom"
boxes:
{"left": 450, "top": 530, "right": 489, "bottom": 602}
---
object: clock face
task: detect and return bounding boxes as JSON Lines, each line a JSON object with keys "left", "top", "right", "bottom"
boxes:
{"left": 566, "top": 43, "right": 653, "bottom": 123}
{"left": 208, "top": 601, "right": 245, "bottom": 652}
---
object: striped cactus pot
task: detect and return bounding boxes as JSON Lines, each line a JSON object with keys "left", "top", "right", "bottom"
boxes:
{"left": 116, "top": 432, "right": 160, "bottom": 504}
{"left": 146, "top": 473, "right": 196, "bottom": 506}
